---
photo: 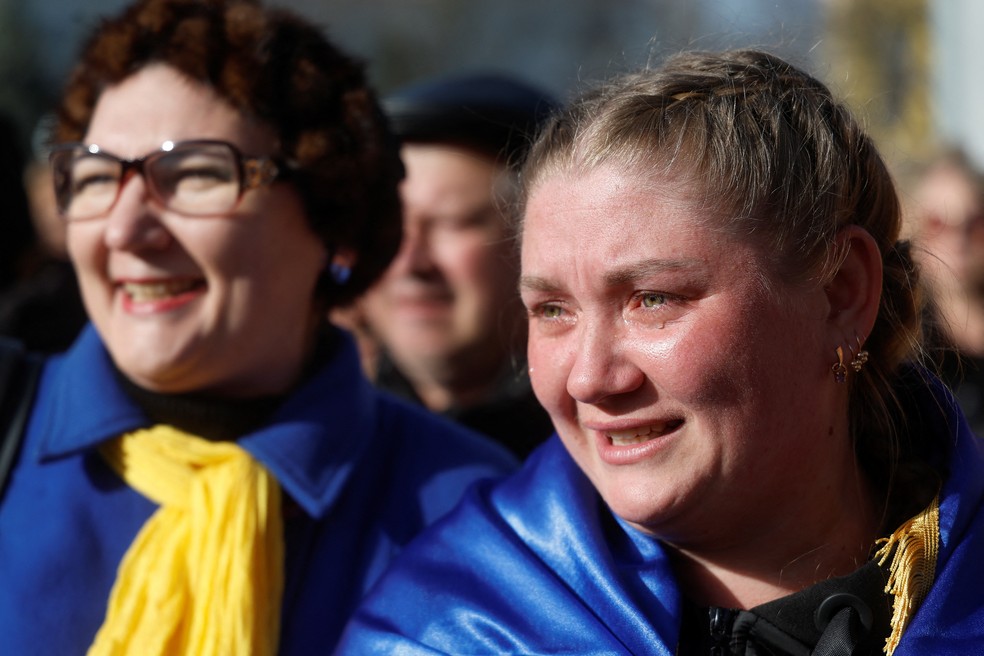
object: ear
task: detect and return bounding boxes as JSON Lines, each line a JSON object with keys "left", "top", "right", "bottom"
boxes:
{"left": 332, "top": 246, "right": 357, "bottom": 266}
{"left": 824, "top": 225, "right": 883, "bottom": 341}
{"left": 328, "top": 247, "right": 358, "bottom": 285}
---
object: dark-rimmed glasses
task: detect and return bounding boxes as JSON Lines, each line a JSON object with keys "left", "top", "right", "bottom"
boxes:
{"left": 49, "top": 139, "right": 284, "bottom": 222}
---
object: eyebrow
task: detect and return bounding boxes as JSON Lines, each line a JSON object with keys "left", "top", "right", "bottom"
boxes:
{"left": 519, "top": 258, "right": 702, "bottom": 293}
{"left": 518, "top": 275, "right": 560, "bottom": 293}
{"left": 603, "top": 258, "right": 701, "bottom": 286}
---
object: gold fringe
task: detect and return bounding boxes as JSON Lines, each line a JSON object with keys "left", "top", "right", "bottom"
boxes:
{"left": 872, "top": 495, "right": 940, "bottom": 655}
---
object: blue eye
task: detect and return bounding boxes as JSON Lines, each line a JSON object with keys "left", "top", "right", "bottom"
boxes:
{"left": 641, "top": 293, "right": 667, "bottom": 308}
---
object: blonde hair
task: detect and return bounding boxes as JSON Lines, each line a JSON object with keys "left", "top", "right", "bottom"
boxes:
{"left": 522, "top": 49, "right": 936, "bottom": 525}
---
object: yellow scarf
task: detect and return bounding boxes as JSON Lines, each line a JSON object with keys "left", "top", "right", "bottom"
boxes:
{"left": 88, "top": 425, "right": 284, "bottom": 656}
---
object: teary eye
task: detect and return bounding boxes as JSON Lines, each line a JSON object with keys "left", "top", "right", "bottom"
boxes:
{"left": 641, "top": 292, "right": 667, "bottom": 308}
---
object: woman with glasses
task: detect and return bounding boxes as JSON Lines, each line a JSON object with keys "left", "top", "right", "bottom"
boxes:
{"left": 0, "top": 1, "right": 514, "bottom": 654}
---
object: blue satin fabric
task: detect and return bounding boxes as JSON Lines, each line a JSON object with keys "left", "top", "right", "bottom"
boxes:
{"left": 892, "top": 380, "right": 984, "bottom": 655}
{"left": 338, "top": 375, "right": 984, "bottom": 655}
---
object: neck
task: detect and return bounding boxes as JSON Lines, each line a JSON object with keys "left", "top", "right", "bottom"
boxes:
{"left": 666, "top": 463, "right": 881, "bottom": 609}
{"left": 391, "top": 333, "right": 525, "bottom": 413}
{"left": 406, "top": 356, "right": 516, "bottom": 413}
{"left": 116, "top": 326, "right": 337, "bottom": 440}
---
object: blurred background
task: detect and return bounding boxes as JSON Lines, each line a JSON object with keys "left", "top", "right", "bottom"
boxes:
{"left": 0, "top": 0, "right": 977, "bottom": 194}
{"left": 2, "top": 0, "right": 983, "bottom": 360}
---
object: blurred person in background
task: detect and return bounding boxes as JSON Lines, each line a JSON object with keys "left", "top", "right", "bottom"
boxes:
{"left": 353, "top": 74, "right": 558, "bottom": 458}
{"left": 908, "top": 148, "right": 984, "bottom": 434}
{"left": 0, "top": 111, "right": 37, "bottom": 296}
{"left": 0, "top": 113, "right": 87, "bottom": 352}
{"left": 0, "top": 1, "right": 514, "bottom": 654}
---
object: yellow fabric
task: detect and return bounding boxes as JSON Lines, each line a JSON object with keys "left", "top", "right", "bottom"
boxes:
{"left": 88, "top": 425, "right": 284, "bottom": 656}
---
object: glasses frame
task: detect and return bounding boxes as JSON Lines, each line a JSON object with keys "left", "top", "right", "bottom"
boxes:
{"left": 49, "top": 139, "right": 285, "bottom": 221}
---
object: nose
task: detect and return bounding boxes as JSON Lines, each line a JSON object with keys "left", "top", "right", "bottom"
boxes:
{"left": 103, "top": 174, "right": 171, "bottom": 251}
{"left": 565, "top": 319, "right": 645, "bottom": 405}
{"left": 392, "top": 218, "right": 436, "bottom": 275}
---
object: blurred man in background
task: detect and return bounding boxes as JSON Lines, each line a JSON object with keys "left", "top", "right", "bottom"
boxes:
{"left": 355, "top": 74, "right": 559, "bottom": 457}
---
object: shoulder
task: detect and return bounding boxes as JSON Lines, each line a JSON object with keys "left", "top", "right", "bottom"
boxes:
{"left": 897, "top": 443, "right": 984, "bottom": 653}
{"left": 892, "top": 372, "right": 984, "bottom": 653}
{"left": 284, "top": 335, "right": 518, "bottom": 523}
{"left": 296, "top": 329, "right": 517, "bottom": 481}
{"left": 371, "top": 390, "right": 518, "bottom": 520}
{"left": 337, "top": 439, "right": 680, "bottom": 654}
{"left": 376, "top": 389, "right": 516, "bottom": 463}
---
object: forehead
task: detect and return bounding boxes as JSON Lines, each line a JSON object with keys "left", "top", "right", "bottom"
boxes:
{"left": 519, "top": 165, "right": 772, "bottom": 288}
{"left": 401, "top": 143, "right": 506, "bottom": 198}
{"left": 523, "top": 166, "right": 712, "bottom": 248}
{"left": 84, "top": 64, "right": 276, "bottom": 157}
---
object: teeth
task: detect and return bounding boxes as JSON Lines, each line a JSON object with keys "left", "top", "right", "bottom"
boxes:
{"left": 610, "top": 435, "right": 651, "bottom": 446}
{"left": 608, "top": 425, "right": 657, "bottom": 446}
{"left": 122, "top": 281, "right": 199, "bottom": 302}
{"left": 606, "top": 421, "right": 684, "bottom": 446}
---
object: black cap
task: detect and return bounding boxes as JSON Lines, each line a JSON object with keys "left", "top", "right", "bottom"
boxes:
{"left": 383, "top": 73, "right": 560, "bottom": 164}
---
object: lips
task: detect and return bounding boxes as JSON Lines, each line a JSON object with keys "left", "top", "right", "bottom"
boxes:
{"left": 393, "top": 287, "right": 454, "bottom": 306}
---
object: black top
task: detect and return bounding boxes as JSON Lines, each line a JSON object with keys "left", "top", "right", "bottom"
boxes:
{"left": 112, "top": 328, "right": 340, "bottom": 441}
{"left": 678, "top": 560, "right": 893, "bottom": 655}
{"left": 0, "top": 259, "right": 87, "bottom": 354}
{"left": 374, "top": 351, "right": 554, "bottom": 459}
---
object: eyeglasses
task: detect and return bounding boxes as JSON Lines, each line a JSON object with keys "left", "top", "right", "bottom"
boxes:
{"left": 49, "top": 139, "right": 284, "bottom": 222}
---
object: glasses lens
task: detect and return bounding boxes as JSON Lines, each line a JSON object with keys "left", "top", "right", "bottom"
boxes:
{"left": 150, "top": 142, "right": 240, "bottom": 216}
{"left": 52, "top": 148, "right": 123, "bottom": 221}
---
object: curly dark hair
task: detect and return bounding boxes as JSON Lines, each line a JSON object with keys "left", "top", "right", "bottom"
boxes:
{"left": 54, "top": 0, "right": 403, "bottom": 307}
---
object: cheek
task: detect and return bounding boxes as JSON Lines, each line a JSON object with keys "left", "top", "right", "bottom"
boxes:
{"left": 634, "top": 313, "right": 760, "bottom": 410}
{"left": 201, "top": 218, "right": 319, "bottom": 285}
{"left": 435, "top": 231, "right": 501, "bottom": 278}
{"left": 66, "top": 229, "right": 108, "bottom": 300}
{"left": 66, "top": 226, "right": 99, "bottom": 268}
{"left": 527, "top": 334, "right": 574, "bottom": 416}
{"left": 672, "top": 307, "right": 824, "bottom": 437}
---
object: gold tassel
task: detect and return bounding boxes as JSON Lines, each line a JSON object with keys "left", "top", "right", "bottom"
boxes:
{"left": 872, "top": 495, "right": 940, "bottom": 655}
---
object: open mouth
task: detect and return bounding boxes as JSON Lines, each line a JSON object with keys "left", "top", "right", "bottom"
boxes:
{"left": 121, "top": 279, "right": 205, "bottom": 302}
{"left": 606, "top": 420, "right": 683, "bottom": 446}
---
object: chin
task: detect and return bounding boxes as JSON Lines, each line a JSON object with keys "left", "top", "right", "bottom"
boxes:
{"left": 110, "top": 339, "right": 203, "bottom": 392}
{"left": 113, "top": 358, "right": 181, "bottom": 391}
{"left": 593, "top": 479, "right": 666, "bottom": 524}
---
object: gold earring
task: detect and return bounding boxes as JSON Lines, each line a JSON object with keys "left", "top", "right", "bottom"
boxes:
{"left": 850, "top": 335, "right": 869, "bottom": 373}
{"left": 832, "top": 346, "right": 848, "bottom": 384}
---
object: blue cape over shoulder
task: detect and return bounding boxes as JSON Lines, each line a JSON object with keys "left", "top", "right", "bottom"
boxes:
{"left": 338, "top": 375, "right": 984, "bottom": 655}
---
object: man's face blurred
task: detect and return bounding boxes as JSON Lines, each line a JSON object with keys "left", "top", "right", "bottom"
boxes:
{"left": 362, "top": 143, "right": 521, "bottom": 384}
